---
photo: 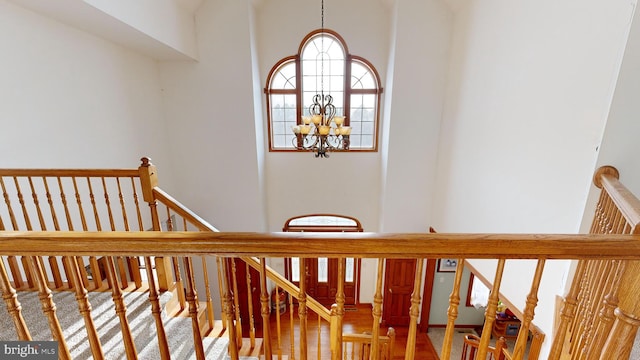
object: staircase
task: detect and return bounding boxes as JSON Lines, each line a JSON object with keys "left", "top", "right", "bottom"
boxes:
{"left": 0, "top": 289, "right": 260, "bottom": 360}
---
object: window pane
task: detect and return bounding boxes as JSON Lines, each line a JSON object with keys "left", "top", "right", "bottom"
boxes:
{"left": 346, "top": 258, "right": 354, "bottom": 282}
{"left": 289, "top": 216, "right": 358, "bottom": 226}
{"left": 271, "top": 62, "right": 296, "bottom": 90}
{"left": 318, "top": 258, "right": 328, "bottom": 282}
{"left": 301, "top": 34, "right": 345, "bottom": 114}
{"left": 270, "top": 93, "right": 297, "bottom": 149}
{"left": 351, "top": 62, "right": 376, "bottom": 89}
{"left": 291, "top": 257, "right": 300, "bottom": 282}
{"left": 349, "top": 93, "right": 376, "bottom": 149}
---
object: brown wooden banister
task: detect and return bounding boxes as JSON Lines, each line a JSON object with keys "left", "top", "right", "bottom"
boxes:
{"left": 4, "top": 161, "right": 640, "bottom": 360}
{"left": 1, "top": 231, "right": 639, "bottom": 258}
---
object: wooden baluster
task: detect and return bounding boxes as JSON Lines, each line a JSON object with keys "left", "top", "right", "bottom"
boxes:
{"left": 117, "top": 178, "right": 142, "bottom": 289}
{"left": 7, "top": 256, "right": 24, "bottom": 289}
{"left": 117, "top": 256, "right": 130, "bottom": 289}
{"left": 85, "top": 178, "right": 102, "bottom": 291}
{"left": 100, "top": 177, "right": 119, "bottom": 291}
{"left": 42, "top": 177, "right": 66, "bottom": 289}
{"left": 56, "top": 177, "right": 73, "bottom": 231}
{"left": 48, "top": 257, "right": 64, "bottom": 289}
{"left": 512, "top": 259, "right": 546, "bottom": 359}
{"left": 71, "top": 177, "right": 89, "bottom": 230}
{"left": 28, "top": 256, "right": 72, "bottom": 359}
{"left": 172, "top": 257, "right": 186, "bottom": 311}
{"left": 183, "top": 256, "right": 205, "bottom": 359}
{"left": 260, "top": 258, "right": 272, "bottom": 359}
{"left": 116, "top": 177, "right": 130, "bottom": 231}
{"left": 586, "top": 260, "right": 626, "bottom": 360}
{"left": 65, "top": 256, "right": 104, "bottom": 359}
{"left": 89, "top": 256, "right": 103, "bottom": 290}
{"left": 86, "top": 177, "right": 102, "bottom": 230}
{"left": 387, "top": 327, "right": 396, "bottom": 360}
{"left": 13, "top": 176, "right": 32, "bottom": 230}
{"left": 21, "top": 256, "right": 35, "bottom": 289}
{"left": 13, "top": 178, "right": 38, "bottom": 291}
{"left": 101, "top": 177, "right": 116, "bottom": 230}
{"left": 221, "top": 258, "right": 239, "bottom": 359}
{"left": 528, "top": 326, "right": 545, "bottom": 360}
{"left": 275, "top": 285, "right": 283, "bottom": 360}
{"left": 477, "top": 258, "right": 506, "bottom": 360}
{"left": 216, "top": 256, "right": 228, "bottom": 330}
{"left": 71, "top": 178, "right": 93, "bottom": 290}
{"left": 331, "top": 258, "right": 345, "bottom": 360}
{"left": 589, "top": 195, "right": 603, "bottom": 233}
{"left": 28, "top": 177, "right": 54, "bottom": 288}
{"left": 289, "top": 293, "right": 296, "bottom": 360}
{"left": 570, "top": 260, "right": 595, "bottom": 357}
{"left": 202, "top": 256, "right": 215, "bottom": 331}
{"left": 130, "top": 176, "right": 144, "bottom": 231}
{"left": 317, "top": 313, "right": 322, "bottom": 360}
{"left": 127, "top": 177, "right": 144, "bottom": 289}
{"left": 231, "top": 258, "right": 243, "bottom": 345}
{"left": 27, "top": 177, "right": 45, "bottom": 230}
{"left": 404, "top": 258, "right": 424, "bottom": 360}
{"left": 441, "top": 258, "right": 465, "bottom": 360}
{"left": 144, "top": 256, "right": 171, "bottom": 359}
{"left": 75, "top": 256, "right": 91, "bottom": 290}
{"left": 330, "top": 305, "right": 339, "bottom": 360}
{"left": 370, "top": 258, "right": 384, "bottom": 359}
{"left": 247, "top": 262, "right": 256, "bottom": 348}
{"left": 104, "top": 256, "right": 138, "bottom": 359}
{"left": 579, "top": 260, "right": 613, "bottom": 358}
{"left": 0, "top": 177, "right": 20, "bottom": 230}
{"left": 0, "top": 258, "right": 31, "bottom": 340}
{"left": 600, "top": 259, "right": 640, "bottom": 359}
{"left": 167, "top": 208, "right": 185, "bottom": 310}
{"left": 299, "top": 258, "right": 308, "bottom": 360}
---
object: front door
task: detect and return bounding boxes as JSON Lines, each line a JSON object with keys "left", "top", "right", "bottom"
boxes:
{"left": 382, "top": 259, "right": 417, "bottom": 326}
{"left": 289, "top": 257, "right": 359, "bottom": 307}
{"left": 283, "top": 214, "right": 363, "bottom": 307}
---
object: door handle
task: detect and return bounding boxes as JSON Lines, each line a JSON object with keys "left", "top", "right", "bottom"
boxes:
{"left": 389, "top": 288, "right": 393, "bottom": 294}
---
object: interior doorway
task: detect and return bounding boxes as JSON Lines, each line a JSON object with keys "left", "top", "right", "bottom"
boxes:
{"left": 283, "top": 214, "right": 363, "bottom": 307}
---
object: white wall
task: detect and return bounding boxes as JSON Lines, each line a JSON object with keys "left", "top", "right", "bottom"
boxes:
{"left": 256, "top": 0, "right": 391, "bottom": 234}
{"left": 158, "top": 0, "right": 266, "bottom": 231}
{"left": 581, "top": 1, "right": 640, "bottom": 231}
{"left": 84, "top": 0, "right": 199, "bottom": 59}
{"left": 435, "top": 0, "right": 634, "bottom": 356}
{"left": 0, "top": 0, "right": 172, "bottom": 179}
{"left": 380, "top": 0, "right": 451, "bottom": 233}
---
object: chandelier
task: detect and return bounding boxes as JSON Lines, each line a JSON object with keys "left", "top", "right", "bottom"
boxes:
{"left": 291, "top": 0, "right": 350, "bottom": 158}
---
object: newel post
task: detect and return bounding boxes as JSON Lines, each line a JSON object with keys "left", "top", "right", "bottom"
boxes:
{"left": 138, "top": 157, "right": 173, "bottom": 291}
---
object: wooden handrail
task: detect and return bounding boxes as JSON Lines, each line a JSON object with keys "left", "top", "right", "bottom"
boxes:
{"left": 1, "top": 231, "right": 640, "bottom": 259}
{"left": 0, "top": 169, "right": 140, "bottom": 177}
{"left": 152, "top": 188, "right": 219, "bottom": 232}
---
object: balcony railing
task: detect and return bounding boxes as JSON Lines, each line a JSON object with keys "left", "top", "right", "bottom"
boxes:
{"left": 1, "top": 159, "right": 639, "bottom": 360}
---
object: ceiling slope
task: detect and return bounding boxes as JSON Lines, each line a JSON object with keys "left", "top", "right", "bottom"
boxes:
{"left": 8, "top": 0, "right": 200, "bottom": 61}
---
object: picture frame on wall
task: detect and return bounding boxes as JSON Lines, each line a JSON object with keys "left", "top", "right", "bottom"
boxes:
{"left": 437, "top": 258, "right": 458, "bottom": 272}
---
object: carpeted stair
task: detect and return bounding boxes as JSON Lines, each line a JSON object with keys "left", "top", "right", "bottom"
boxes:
{"left": 0, "top": 290, "right": 258, "bottom": 360}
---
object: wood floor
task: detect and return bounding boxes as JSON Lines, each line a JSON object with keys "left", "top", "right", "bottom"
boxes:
{"left": 257, "top": 304, "right": 439, "bottom": 360}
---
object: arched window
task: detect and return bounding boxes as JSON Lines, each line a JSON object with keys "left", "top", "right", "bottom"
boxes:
{"left": 265, "top": 29, "right": 382, "bottom": 152}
